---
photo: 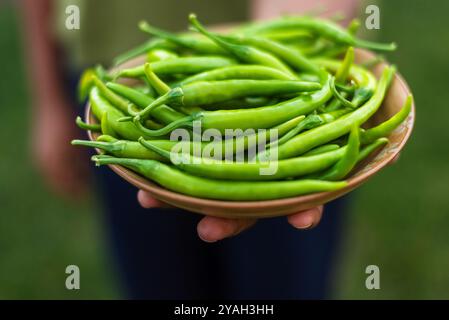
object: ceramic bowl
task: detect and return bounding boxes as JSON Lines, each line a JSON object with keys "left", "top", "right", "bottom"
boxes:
{"left": 86, "top": 49, "right": 415, "bottom": 218}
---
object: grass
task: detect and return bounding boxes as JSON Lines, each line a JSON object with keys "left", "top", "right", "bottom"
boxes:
{"left": 0, "top": 5, "right": 118, "bottom": 299}
{"left": 335, "top": 0, "right": 449, "bottom": 299}
{"left": 0, "top": 0, "right": 448, "bottom": 299}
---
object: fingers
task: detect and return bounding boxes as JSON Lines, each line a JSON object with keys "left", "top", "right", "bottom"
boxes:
{"left": 287, "top": 206, "right": 324, "bottom": 230}
{"left": 137, "top": 190, "right": 173, "bottom": 208}
{"left": 197, "top": 216, "right": 257, "bottom": 243}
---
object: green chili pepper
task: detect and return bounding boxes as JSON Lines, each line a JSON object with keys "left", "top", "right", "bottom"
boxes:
{"left": 189, "top": 14, "right": 297, "bottom": 78}
{"left": 139, "top": 21, "right": 226, "bottom": 55}
{"left": 133, "top": 79, "right": 322, "bottom": 121}
{"left": 72, "top": 137, "right": 178, "bottom": 161}
{"left": 115, "top": 56, "right": 236, "bottom": 78}
{"left": 314, "top": 126, "right": 360, "bottom": 180}
{"left": 274, "top": 65, "right": 395, "bottom": 159}
{"left": 221, "top": 34, "right": 322, "bottom": 74}
{"left": 92, "top": 155, "right": 347, "bottom": 200}
{"left": 178, "top": 65, "right": 294, "bottom": 85}
{"left": 361, "top": 95, "right": 412, "bottom": 144}
{"left": 138, "top": 137, "right": 344, "bottom": 181}
{"left": 241, "top": 16, "right": 396, "bottom": 51}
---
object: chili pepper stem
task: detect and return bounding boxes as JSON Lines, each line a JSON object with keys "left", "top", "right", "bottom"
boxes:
{"left": 137, "top": 87, "right": 184, "bottom": 120}
{"left": 92, "top": 155, "right": 146, "bottom": 171}
{"left": 354, "top": 39, "right": 397, "bottom": 52}
{"left": 71, "top": 140, "right": 124, "bottom": 153}
{"left": 133, "top": 113, "right": 200, "bottom": 137}
{"left": 75, "top": 116, "right": 101, "bottom": 131}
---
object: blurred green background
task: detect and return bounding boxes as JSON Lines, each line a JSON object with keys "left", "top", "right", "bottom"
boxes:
{"left": 0, "top": 0, "right": 448, "bottom": 299}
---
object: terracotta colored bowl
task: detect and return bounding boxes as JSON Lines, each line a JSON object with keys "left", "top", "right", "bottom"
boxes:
{"left": 86, "top": 49, "right": 415, "bottom": 219}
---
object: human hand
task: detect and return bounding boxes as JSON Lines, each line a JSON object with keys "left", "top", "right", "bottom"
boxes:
{"left": 31, "top": 98, "right": 90, "bottom": 200}
{"left": 137, "top": 190, "right": 323, "bottom": 243}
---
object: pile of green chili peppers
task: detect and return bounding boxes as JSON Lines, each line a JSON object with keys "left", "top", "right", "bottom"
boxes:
{"left": 72, "top": 13, "right": 412, "bottom": 201}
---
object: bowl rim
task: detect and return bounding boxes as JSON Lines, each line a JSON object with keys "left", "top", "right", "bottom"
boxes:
{"left": 86, "top": 50, "right": 415, "bottom": 210}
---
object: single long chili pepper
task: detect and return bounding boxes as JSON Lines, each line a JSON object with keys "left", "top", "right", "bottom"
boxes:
{"left": 221, "top": 34, "right": 322, "bottom": 74}
{"left": 115, "top": 56, "right": 236, "bottom": 79}
{"left": 241, "top": 16, "right": 396, "bottom": 51}
{"left": 76, "top": 116, "right": 101, "bottom": 132}
{"left": 139, "top": 21, "right": 226, "bottom": 55}
{"left": 314, "top": 126, "right": 360, "bottom": 180}
{"left": 92, "top": 155, "right": 347, "bottom": 201}
{"left": 274, "top": 65, "right": 395, "bottom": 159}
{"left": 72, "top": 137, "right": 179, "bottom": 161}
{"left": 133, "top": 73, "right": 331, "bottom": 135}
{"left": 133, "top": 79, "right": 322, "bottom": 121}
{"left": 189, "top": 14, "right": 297, "bottom": 78}
{"left": 178, "top": 65, "right": 294, "bottom": 85}
{"left": 361, "top": 95, "right": 412, "bottom": 144}
{"left": 80, "top": 134, "right": 209, "bottom": 157}
{"left": 106, "top": 82, "right": 185, "bottom": 124}
{"left": 138, "top": 137, "right": 343, "bottom": 181}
